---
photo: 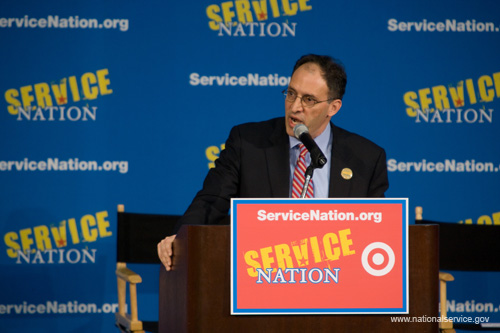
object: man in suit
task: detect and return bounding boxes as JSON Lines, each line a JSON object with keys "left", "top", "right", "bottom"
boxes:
{"left": 158, "top": 54, "right": 389, "bottom": 271}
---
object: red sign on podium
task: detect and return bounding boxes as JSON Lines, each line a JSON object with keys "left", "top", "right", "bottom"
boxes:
{"left": 230, "top": 198, "right": 408, "bottom": 315}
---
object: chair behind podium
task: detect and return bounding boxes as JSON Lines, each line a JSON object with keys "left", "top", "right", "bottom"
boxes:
{"left": 415, "top": 206, "right": 500, "bottom": 332}
{"left": 115, "top": 204, "right": 179, "bottom": 333}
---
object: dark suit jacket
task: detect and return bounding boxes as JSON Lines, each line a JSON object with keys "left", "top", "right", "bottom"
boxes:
{"left": 175, "top": 117, "right": 388, "bottom": 230}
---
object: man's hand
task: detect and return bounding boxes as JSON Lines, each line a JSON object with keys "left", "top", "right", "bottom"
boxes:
{"left": 157, "top": 234, "right": 176, "bottom": 271}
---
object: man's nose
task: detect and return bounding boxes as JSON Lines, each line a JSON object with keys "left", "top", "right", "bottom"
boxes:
{"left": 291, "top": 96, "right": 304, "bottom": 111}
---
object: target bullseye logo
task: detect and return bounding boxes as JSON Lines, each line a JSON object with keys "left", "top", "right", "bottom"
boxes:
{"left": 361, "top": 242, "right": 395, "bottom": 276}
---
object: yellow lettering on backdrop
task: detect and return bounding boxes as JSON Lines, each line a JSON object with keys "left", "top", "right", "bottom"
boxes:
{"left": 68, "top": 218, "right": 80, "bottom": 244}
{"left": 221, "top": 1, "right": 236, "bottom": 23}
{"left": 51, "top": 79, "right": 68, "bottom": 105}
{"left": 431, "top": 85, "right": 450, "bottom": 110}
{"left": 19, "top": 228, "right": 34, "bottom": 254}
{"left": 403, "top": 72, "right": 500, "bottom": 117}
{"left": 4, "top": 232, "right": 20, "bottom": 258}
{"left": 68, "top": 76, "right": 81, "bottom": 102}
{"left": 478, "top": 75, "right": 494, "bottom": 102}
{"left": 206, "top": 0, "right": 313, "bottom": 30}
{"left": 298, "top": 0, "right": 312, "bottom": 11}
{"left": 282, "top": 0, "right": 298, "bottom": 15}
{"left": 206, "top": 144, "right": 225, "bottom": 169}
{"left": 403, "top": 91, "right": 419, "bottom": 117}
{"left": 460, "top": 211, "right": 500, "bottom": 225}
{"left": 252, "top": 0, "right": 268, "bottom": 20}
{"left": 3, "top": 69, "right": 113, "bottom": 114}
{"left": 96, "top": 69, "right": 113, "bottom": 95}
{"left": 207, "top": 5, "right": 222, "bottom": 30}
{"left": 51, "top": 221, "right": 68, "bottom": 247}
{"left": 448, "top": 82, "right": 465, "bottom": 107}
{"left": 81, "top": 214, "right": 98, "bottom": 242}
{"left": 418, "top": 88, "right": 433, "bottom": 111}
{"left": 235, "top": 0, "right": 253, "bottom": 23}
{"left": 465, "top": 78, "right": 477, "bottom": 104}
{"left": 33, "top": 225, "right": 52, "bottom": 251}
{"left": 34, "top": 82, "right": 53, "bottom": 108}
{"left": 96, "top": 211, "right": 112, "bottom": 237}
{"left": 20, "top": 85, "right": 35, "bottom": 109}
{"left": 5, "top": 89, "right": 21, "bottom": 115}
{"left": 81, "top": 72, "right": 99, "bottom": 100}
{"left": 269, "top": 0, "right": 280, "bottom": 18}
{"left": 2, "top": 211, "right": 113, "bottom": 258}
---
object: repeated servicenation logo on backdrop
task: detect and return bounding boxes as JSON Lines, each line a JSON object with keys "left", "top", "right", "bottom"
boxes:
{"left": 231, "top": 198, "right": 408, "bottom": 314}
{"left": 387, "top": 18, "right": 500, "bottom": 33}
{"left": 4, "top": 69, "right": 113, "bottom": 122}
{"left": 205, "top": 0, "right": 312, "bottom": 37}
{"left": 387, "top": 158, "right": 500, "bottom": 174}
{"left": 403, "top": 71, "right": 499, "bottom": 124}
{"left": 190, "top": 72, "right": 290, "bottom": 87}
{"left": 2, "top": 210, "right": 112, "bottom": 264}
{"left": 0, "top": 15, "right": 129, "bottom": 32}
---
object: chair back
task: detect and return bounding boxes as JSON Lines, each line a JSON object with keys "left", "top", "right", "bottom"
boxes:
{"left": 416, "top": 219, "right": 500, "bottom": 271}
{"left": 117, "top": 210, "right": 179, "bottom": 264}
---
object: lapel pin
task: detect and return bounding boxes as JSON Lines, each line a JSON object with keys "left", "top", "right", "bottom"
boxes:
{"left": 341, "top": 168, "right": 353, "bottom": 180}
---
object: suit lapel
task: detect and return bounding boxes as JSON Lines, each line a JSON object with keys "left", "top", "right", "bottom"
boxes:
{"left": 329, "top": 123, "right": 353, "bottom": 197}
{"left": 266, "top": 119, "right": 290, "bottom": 197}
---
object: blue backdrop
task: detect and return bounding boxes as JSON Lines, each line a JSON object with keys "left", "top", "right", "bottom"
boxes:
{"left": 1, "top": 0, "right": 499, "bottom": 331}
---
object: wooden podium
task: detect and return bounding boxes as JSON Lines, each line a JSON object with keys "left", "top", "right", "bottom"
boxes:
{"left": 159, "top": 225, "right": 438, "bottom": 332}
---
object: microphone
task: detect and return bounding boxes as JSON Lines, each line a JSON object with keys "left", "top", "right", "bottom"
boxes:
{"left": 293, "top": 124, "right": 327, "bottom": 168}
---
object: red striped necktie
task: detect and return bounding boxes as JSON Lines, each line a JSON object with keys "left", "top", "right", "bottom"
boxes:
{"left": 292, "top": 144, "right": 314, "bottom": 198}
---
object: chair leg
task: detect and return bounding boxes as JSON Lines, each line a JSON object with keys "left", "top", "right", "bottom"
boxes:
{"left": 117, "top": 277, "right": 126, "bottom": 316}
{"left": 439, "top": 272, "right": 455, "bottom": 332}
{"left": 130, "top": 283, "right": 139, "bottom": 322}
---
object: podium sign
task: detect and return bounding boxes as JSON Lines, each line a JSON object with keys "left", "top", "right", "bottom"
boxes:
{"left": 230, "top": 198, "right": 408, "bottom": 315}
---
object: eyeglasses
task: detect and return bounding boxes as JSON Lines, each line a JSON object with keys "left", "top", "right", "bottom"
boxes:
{"left": 282, "top": 89, "right": 335, "bottom": 107}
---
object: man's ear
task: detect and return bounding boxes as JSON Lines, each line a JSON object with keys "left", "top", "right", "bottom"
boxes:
{"left": 328, "top": 99, "right": 342, "bottom": 117}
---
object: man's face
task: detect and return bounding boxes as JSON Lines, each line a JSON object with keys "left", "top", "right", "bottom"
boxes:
{"left": 285, "top": 63, "right": 342, "bottom": 138}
